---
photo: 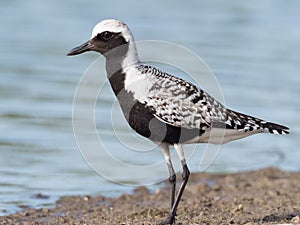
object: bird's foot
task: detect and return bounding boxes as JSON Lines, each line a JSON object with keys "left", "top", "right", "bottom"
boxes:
{"left": 157, "top": 214, "right": 175, "bottom": 225}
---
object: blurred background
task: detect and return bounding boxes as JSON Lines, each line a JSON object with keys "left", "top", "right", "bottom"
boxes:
{"left": 0, "top": 0, "right": 299, "bottom": 215}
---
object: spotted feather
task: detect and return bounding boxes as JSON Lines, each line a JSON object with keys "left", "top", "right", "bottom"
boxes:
{"left": 134, "top": 64, "right": 289, "bottom": 135}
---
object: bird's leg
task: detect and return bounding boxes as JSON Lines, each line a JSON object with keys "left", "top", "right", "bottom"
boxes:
{"left": 159, "top": 143, "right": 176, "bottom": 210}
{"left": 158, "top": 144, "right": 190, "bottom": 225}
{"left": 167, "top": 160, "right": 176, "bottom": 209}
{"left": 169, "top": 162, "right": 190, "bottom": 221}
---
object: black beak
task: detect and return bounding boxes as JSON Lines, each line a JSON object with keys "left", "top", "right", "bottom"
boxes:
{"left": 67, "top": 40, "right": 92, "bottom": 56}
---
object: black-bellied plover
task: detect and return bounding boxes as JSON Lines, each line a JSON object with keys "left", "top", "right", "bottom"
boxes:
{"left": 67, "top": 19, "right": 289, "bottom": 225}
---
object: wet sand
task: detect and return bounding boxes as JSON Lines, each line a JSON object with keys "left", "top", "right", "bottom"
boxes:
{"left": 1, "top": 168, "right": 300, "bottom": 225}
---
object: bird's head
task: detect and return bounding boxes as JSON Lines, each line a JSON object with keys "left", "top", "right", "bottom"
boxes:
{"left": 67, "top": 19, "right": 136, "bottom": 59}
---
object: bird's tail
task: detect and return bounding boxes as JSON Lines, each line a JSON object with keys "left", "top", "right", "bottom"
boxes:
{"left": 261, "top": 121, "right": 289, "bottom": 135}
{"left": 226, "top": 109, "right": 289, "bottom": 135}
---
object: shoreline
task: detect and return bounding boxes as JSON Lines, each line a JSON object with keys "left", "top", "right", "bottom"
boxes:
{"left": 1, "top": 168, "right": 299, "bottom": 225}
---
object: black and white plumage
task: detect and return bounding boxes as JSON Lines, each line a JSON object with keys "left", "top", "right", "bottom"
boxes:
{"left": 67, "top": 19, "right": 289, "bottom": 225}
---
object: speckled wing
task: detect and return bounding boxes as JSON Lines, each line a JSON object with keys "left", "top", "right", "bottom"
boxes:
{"left": 137, "top": 65, "right": 228, "bottom": 130}
{"left": 136, "top": 65, "right": 289, "bottom": 135}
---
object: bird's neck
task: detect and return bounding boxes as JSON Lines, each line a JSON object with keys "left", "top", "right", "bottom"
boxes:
{"left": 104, "top": 42, "right": 140, "bottom": 121}
{"left": 105, "top": 42, "right": 140, "bottom": 96}
{"left": 105, "top": 42, "right": 139, "bottom": 74}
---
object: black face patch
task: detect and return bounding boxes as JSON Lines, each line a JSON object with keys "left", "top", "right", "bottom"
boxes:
{"left": 96, "top": 31, "right": 114, "bottom": 41}
{"left": 90, "top": 32, "right": 128, "bottom": 56}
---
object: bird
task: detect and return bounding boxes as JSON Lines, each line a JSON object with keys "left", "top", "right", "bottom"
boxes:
{"left": 67, "top": 19, "right": 289, "bottom": 225}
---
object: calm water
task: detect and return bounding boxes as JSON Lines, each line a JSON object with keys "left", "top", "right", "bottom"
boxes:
{"left": 1, "top": 0, "right": 299, "bottom": 215}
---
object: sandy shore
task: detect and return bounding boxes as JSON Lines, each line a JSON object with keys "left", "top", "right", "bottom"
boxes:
{"left": 1, "top": 168, "right": 300, "bottom": 225}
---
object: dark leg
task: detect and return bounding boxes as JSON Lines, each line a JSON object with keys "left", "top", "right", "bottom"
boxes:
{"left": 167, "top": 162, "right": 176, "bottom": 209}
{"left": 158, "top": 144, "right": 190, "bottom": 225}
{"left": 170, "top": 163, "right": 190, "bottom": 218}
{"left": 159, "top": 144, "right": 176, "bottom": 210}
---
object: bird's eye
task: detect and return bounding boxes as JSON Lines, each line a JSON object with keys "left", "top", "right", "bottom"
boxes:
{"left": 97, "top": 31, "right": 113, "bottom": 41}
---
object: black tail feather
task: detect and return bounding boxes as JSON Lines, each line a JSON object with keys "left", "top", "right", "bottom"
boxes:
{"left": 262, "top": 122, "right": 289, "bottom": 134}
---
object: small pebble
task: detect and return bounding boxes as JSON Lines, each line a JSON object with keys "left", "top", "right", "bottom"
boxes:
{"left": 232, "top": 204, "right": 243, "bottom": 212}
{"left": 33, "top": 193, "right": 49, "bottom": 199}
{"left": 83, "top": 195, "right": 91, "bottom": 201}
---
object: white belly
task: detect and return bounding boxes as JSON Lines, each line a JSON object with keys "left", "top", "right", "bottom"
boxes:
{"left": 184, "top": 128, "right": 264, "bottom": 145}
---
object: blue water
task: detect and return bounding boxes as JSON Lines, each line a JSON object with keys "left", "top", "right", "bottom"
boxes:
{"left": 0, "top": 0, "right": 299, "bottom": 215}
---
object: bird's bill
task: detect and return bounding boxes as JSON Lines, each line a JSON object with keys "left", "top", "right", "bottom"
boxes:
{"left": 67, "top": 40, "right": 92, "bottom": 56}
